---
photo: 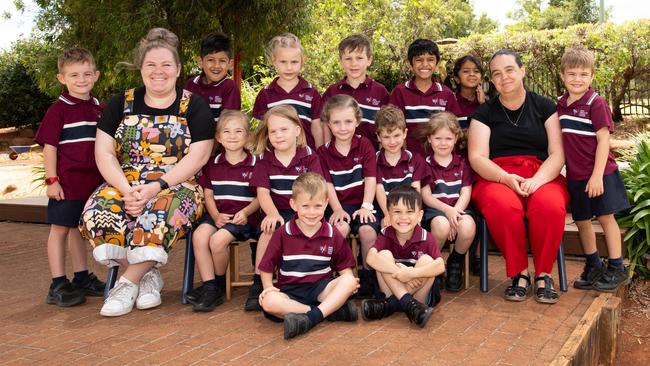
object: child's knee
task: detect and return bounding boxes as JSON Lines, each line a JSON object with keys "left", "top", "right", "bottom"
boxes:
{"left": 377, "top": 249, "right": 395, "bottom": 261}
{"left": 261, "top": 291, "right": 283, "bottom": 312}
{"left": 431, "top": 217, "right": 450, "bottom": 233}
{"left": 50, "top": 224, "right": 70, "bottom": 235}
{"left": 209, "top": 232, "right": 232, "bottom": 252}
{"left": 336, "top": 222, "right": 351, "bottom": 237}
{"left": 416, "top": 254, "right": 434, "bottom": 265}
{"left": 358, "top": 226, "right": 377, "bottom": 242}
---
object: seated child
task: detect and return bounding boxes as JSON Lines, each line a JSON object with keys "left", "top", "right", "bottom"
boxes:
{"left": 318, "top": 94, "right": 378, "bottom": 298}
{"left": 421, "top": 112, "right": 476, "bottom": 292}
{"left": 34, "top": 47, "right": 106, "bottom": 307}
{"left": 363, "top": 186, "right": 445, "bottom": 328}
{"left": 557, "top": 48, "right": 630, "bottom": 293}
{"left": 188, "top": 110, "right": 259, "bottom": 312}
{"left": 258, "top": 172, "right": 359, "bottom": 339}
{"left": 184, "top": 31, "right": 241, "bottom": 123}
{"left": 374, "top": 105, "right": 429, "bottom": 229}
{"left": 322, "top": 34, "right": 389, "bottom": 147}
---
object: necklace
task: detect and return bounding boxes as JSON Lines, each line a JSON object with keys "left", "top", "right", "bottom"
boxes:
{"left": 499, "top": 98, "right": 525, "bottom": 127}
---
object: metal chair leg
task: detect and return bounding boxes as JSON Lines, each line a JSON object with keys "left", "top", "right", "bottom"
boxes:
{"left": 104, "top": 265, "right": 119, "bottom": 299}
{"left": 557, "top": 242, "right": 568, "bottom": 292}
{"left": 479, "top": 216, "right": 489, "bottom": 293}
{"left": 181, "top": 229, "right": 195, "bottom": 304}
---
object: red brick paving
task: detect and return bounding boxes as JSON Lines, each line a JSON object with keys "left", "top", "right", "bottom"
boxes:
{"left": 0, "top": 222, "right": 601, "bottom": 365}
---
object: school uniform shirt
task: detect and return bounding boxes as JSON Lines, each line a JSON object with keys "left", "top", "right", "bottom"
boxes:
{"left": 389, "top": 78, "right": 461, "bottom": 156}
{"left": 258, "top": 218, "right": 356, "bottom": 287}
{"left": 250, "top": 146, "right": 324, "bottom": 210}
{"left": 557, "top": 88, "right": 619, "bottom": 181}
{"left": 318, "top": 135, "right": 376, "bottom": 206}
{"left": 198, "top": 151, "right": 258, "bottom": 226}
{"left": 322, "top": 76, "right": 389, "bottom": 146}
{"left": 373, "top": 225, "right": 441, "bottom": 265}
{"left": 252, "top": 76, "right": 322, "bottom": 149}
{"left": 423, "top": 152, "right": 473, "bottom": 206}
{"left": 184, "top": 75, "right": 241, "bottom": 123}
{"left": 376, "top": 148, "right": 429, "bottom": 196}
{"left": 35, "top": 91, "right": 104, "bottom": 201}
{"left": 455, "top": 91, "right": 481, "bottom": 129}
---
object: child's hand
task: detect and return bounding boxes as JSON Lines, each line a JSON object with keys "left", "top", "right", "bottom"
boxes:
{"left": 406, "top": 277, "right": 424, "bottom": 292}
{"left": 231, "top": 210, "right": 248, "bottom": 225}
{"left": 214, "top": 213, "right": 234, "bottom": 228}
{"left": 443, "top": 206, "right": 463, "bottom": 230}
{"left": 261, "top": 214, "right": 284, "bottom": 234}
{"left": 380, "top": 215, "right": 391, "bottom": 229}
{"left": 46, "top": 181, "right": 64, "bottom": 201}
{"left": 258, "top": 286, "right": 280, "bottom": 306}
{"left": 586, "top": 175, "right": 604, "bottom": 198}
{"left": 448, "top": 227, "right": 458, "bottom": 242}
{"left": 352, "top": 207, "right": 376, "bottom": 224}
{"left": 476, "top": 85, "right": 486, "bottom": 104}
{"left": 329, "top": 209, "right": 350, "bottom": 226}
{"left": 393, "top": 266, "right": 415, "bottom": 283}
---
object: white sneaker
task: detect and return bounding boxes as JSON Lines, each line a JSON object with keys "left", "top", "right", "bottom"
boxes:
{"left": 136, "top": 268, "right": 164, "bottom": 310}
{"left": 100, "top": 277, "right": 139, "bottom": 317}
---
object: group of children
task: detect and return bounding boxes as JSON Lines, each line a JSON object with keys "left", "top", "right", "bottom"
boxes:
{"left": 37, "top": 29, "right": 630, "bottom": 339}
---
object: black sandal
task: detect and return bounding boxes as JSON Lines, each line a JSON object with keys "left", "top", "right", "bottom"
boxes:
{"left": 504, "top": 273, "right": 531, "bottom": 302}
{"left": 535, "top": 275, "right": 559, "bottom": 304}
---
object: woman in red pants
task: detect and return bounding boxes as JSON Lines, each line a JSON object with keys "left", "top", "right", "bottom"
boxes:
{"left": 468, "top": 49, "right": 569, "bottom": 304}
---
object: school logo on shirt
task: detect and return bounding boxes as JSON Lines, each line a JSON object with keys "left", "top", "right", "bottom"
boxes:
{"left": 295, "top": 165, "right": 308, "bottom": 174}
{"left": 578, "top": 110, "right": 588, "bottom": 118}
{"left": 242, "top": 171, "right": 252, "bottom": 179}
{"left": 371, "top": 98, "right": 381, "bottom": 106}
{"left": 299, "top": 93, "right": 313, "bottom": 102}
{"left": 408, "top": 166, "right": 414, "bottom": 173}
{"left": 454, "top": 172, "right": 461, "bottom": 177}
{"left": 354, "top": 157, "right": 360, "bottom": 162}
{"left": 320, "top": 244, "right": 333, "bottom": 255}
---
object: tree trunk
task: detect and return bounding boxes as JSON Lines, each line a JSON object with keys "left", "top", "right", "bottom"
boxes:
{"left": 234, "top": 51, "right": 242, "bottom": 91}
{"left": 611, "top": 68, "right": 633, "bottom": 122}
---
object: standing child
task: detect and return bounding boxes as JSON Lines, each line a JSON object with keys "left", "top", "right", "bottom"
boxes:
{"left": 184, "top": 31, "right": 241, "bottom": 124}
{"left": 247, "top": 105, "right": 325, "bottom": 311}
{"left": 34, "top": 48, "right": 105, "bottom": 306}
{"left": 322, "top": 34, "right": 389, "bottom": 147}
{"left": 259, "top": 172, "right": 359, "bottom": 339}
{"left": 389, "top": 38, "right": 461, "bottom": 157}
{"left": 452, "top": 55, "right": 486, "bottom": 129}
{"left": 374, "top": 105, "right": 429, "bottom": 229}
{"left": 558, "top": 48, "right": 630, "bottom": 292}
{"left": 252, "top": 33, "right": 324, "bottom": 149}
{"left": 188, "top": 110, "right": 259, "bottom": 312}
{"left": 420, "top": 112, "right": 476, "bottom": 292}
{"left": 363, "top": 186, "right": 445, "bottom": 327}
{"left": 318, "top": 95, "right": 378, "bottom": 298}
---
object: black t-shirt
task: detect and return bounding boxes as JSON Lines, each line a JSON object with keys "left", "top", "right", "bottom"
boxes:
{"left": 470, "top": 91, "right": 556, "bottom": 161}
{"left": 98, "top": 87, "right": 215, "bottom": 143}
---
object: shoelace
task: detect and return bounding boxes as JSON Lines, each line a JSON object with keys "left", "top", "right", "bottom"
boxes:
{"left": 105, "top": 281, "right": 135, "bottom": 304}
{"left": 140, "top": 271, "right": 160, "bottom": 294}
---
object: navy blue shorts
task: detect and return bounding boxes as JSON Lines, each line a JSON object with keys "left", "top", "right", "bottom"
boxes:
{"left": 263, "top": 278, "right": 333, "bottom": 322}
{"left": 422, "top": 206, "right": 475, "bottom": 232}
{"left": 325, "top": 204, "right": 380, "bottom": 234}
{"left": 47, "top": 199, "right": 85, "bottom": 228}
{"left": 198, "top": 215, "right": 256, "bottom": 242}
{"left": 567, "top": 170, "right": 630, "bottom": 221}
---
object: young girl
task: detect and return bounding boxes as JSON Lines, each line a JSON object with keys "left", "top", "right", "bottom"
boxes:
{"left": 189, "top": 110, "right": 259, "bottom": 312}
{"left": 247, "top": 105, "right": 325, "bottom": 311}
{"left": 421, "top": 112, "right": 476, "bottom": 292}
{"left": 252, "top": 33, "right": 324, "bottom": 149}
{"left": 453, "top": 55, "right": 486, "bottom": 129}
{"left": 318, "top": 94, "right": 378, "bottom": 298}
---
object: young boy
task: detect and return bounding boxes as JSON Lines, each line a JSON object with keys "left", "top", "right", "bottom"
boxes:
{"left": 258, "top": 172, "right": 359, "bottom": 339}
{"left": 389, "top": 39, "right": 461, "bottom": 157}
{"left": 363, "top": 185, "right": 444, "bottom": 328}
{"left": 184, "top": 31, "right": 241, "bottom": 123}
{"left": 374, "top": 105, "right": 429, "bottom": 229}
{"left": 34, "top": 47, "right": 105, "bottom": 307}
{"left": 557, "top": 48, "right": 630, "bottom": 292}
{"left": 322, "top": 34, "right": 389, "bottom": 147}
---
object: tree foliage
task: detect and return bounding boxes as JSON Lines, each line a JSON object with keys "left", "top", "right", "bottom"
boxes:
{"left": 507, "top": 0, "right": 609, "bottom": 31}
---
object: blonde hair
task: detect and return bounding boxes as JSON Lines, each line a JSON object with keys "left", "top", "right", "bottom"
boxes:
{"left": 119, "top": 28, "right": 180, "bottom": 70}
{"left": 375, "top": 105, "right": 406, "bottom": 134}
{"left": 420, "top": 112, "right": 461, "bottom": 154}
{"left": 265, "top": 33, "right": 304, "bottom": 62}
{"left": 215, "top": 110, "right": 251, "bottom": 150}
{"left": 321, "top": 94, "right": 362, "bottom": 125}
{"left": 57, "top": 47, "right": 96, "bottom": 73}
{"left": 252, "top": 105, "right": 306, "bottom": 155}
{"left": 560, "top": 47, "right": 595, "bottom": 73}
{"left": 292, "top": 172, "right": 328, "bottom": 200}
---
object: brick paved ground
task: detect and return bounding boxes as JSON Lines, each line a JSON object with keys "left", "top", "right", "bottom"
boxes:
{"left": 0, "top": 221, "right": 600, "bottom": 366}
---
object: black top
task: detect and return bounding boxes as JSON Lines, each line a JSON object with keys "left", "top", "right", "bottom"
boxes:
{"left": 470, "top": 91, "right": 556, "bottom": 161}
{"left": 98, "top": 87, "right": 215, "bottom": 143}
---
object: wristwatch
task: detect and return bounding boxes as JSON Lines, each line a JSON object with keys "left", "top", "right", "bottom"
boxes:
{"left": 44, "top": 176, "right": 59, "bottom": 185}
{"left": 361, "top": 202, "right": 374, "bottom": 211}
{"left": 157, "top": 178, "right": 169, "bottom": 190}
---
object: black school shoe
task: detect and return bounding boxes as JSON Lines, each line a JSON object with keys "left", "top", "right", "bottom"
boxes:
{"left": 192, "top": 283, "right": 224, "bottom": 312}
{"left": 445, "top": 260, "right": 464, "bottom": 292}
{"left": 244, "top": 281, "right": 263, "bottom": 311}
{"left": 361, "top": 298, "right": 397, "bottom": 320}
{"left": 185, "top": 284, "right": 207, "bottom": 304}
{"left": 326, "top": 300, "right": 358, "bottom": 322}
{"left": 356, "top": 269, "right": 377, "bottom": 299}
{"left": 573, "top": 263, "right": 604, "bottom": 290}
{"left": 71, "top": 273, "right": 106, "bottom": 296}
{"left": 46, "top": 280, "right": 86, "bottom": 307}
{"left": 592, "top": 265, "right": 630, "bottom": 293}
{"left": 403, "top": 297, "right": 433, "bottom": 328}
{"left": 284, "top": 313, "right": 313, "bottom": 339}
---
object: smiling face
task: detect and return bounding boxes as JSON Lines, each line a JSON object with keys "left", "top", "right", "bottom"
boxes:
{"left": 327, "top": 107, "right": 359, "bottom": 144}
{"left": 198, "top": 51, "right": 231, "bottom": 83}
{"left": 455, "top": 59, "right": 482, "bottom": 90}
{"left": 409, "top": 53, "right": 438, "bottom": 82}
{"left": 141, "top": 47, "right": 180, "bottom": 97}
{"left": 290, "top": 191, "right": 328, "bottom": 229}
{"left": 377, "top": 127, "right": 407, "bottom": 155}
{"left": 561, "top": 66, "right": 593, "bottom": 98}
{"left": 272, "top": 47, "right": 304, "bottom": 83}
{"left": 267, "top": 114, "right": 301, "bottom": 153}
{"left": 216, "top": 117, "right": 248, "bottom": 152}
{"left": 489, "top": 54, "right": 525, "bottom": 96}
{"left": 388, "top": 198, "right": 423, "bottom": 237}
{"left": 428, "top": 127, "right": 457, "bottom": 158}
{"left": 339, "top": 47, "right": 372, "bottom": 83}
{"left": 56, "top": 61, "right": 99, "bottom": 99}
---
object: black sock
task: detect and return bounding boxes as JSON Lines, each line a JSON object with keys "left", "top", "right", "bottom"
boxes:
{"left": 51, "top": 276, "right": 67, "bottom": 288}
{"left": 448, "top": 250, "right": 464, "bottom": 264}
{"left": 203, "top": 279, "right": 217, "bottom": 287}
{"left": 306, "top": 306, "right": 323, "bottom": 325}
{"left": 216, "top": 275, "right": 226, "bottom": 291}
{"left": 399, "top": 293, "right": 414, "bottom": 309}
{"left": 585, "top": 251, "right": 602, "bottom": 268}
{"left": 387, "top": 295, "right": 401, "bottom": 312}
{"left": 608, "top": 257, "right": 624, "bottom": 270}
{"left": 253, "top": 274, "right": 262, "bottom": 286}
{"left": 73, "top": 270, "right": 89, "bottom": 283}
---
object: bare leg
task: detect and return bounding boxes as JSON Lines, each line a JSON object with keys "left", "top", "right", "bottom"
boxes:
{"left": 453, "top": 215, "right": 476, "bottom": 254}
{"left": 210, "top": 229, "right": 236, "bottom": 276}
{"left": 122, "top": 261, "right": 156, "bottom": 283}
{"left": 192, "top": 224, "right": 218, "bottom": 282}
{"left": 358, "top": 225, "right": 377, "bottom": 269}
{"left": 575, "top": 219, "right": 597, "bottom": 255}
{"left": 261, "top": 291, "right": 310, "bottom": 319}
{"left": 67, "top": 229, "right": 88, "bottom": 273}
{"left": 597, "top": 214, "right": 622, "bottom": 259}
{"left": 411, "top": 255, "right": 437, "bottom": 304}
{"left": 254, "top": 232, "right": 272, "bottom": 275}
{"left": 430, "top": 217, "right": 451, "bottom": 250}
{"left": 315, "top": 273, "right": 359, "bottom": 317}
{"left": 47, "top": 225, "right": 69, "bottom": 277}
{"left": 335, "top": 221, "right": 351, "bottom": 238}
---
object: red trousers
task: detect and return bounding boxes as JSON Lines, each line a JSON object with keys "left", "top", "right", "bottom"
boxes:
{"left": 472, "top": 156, "right": 569, "bottom": 277}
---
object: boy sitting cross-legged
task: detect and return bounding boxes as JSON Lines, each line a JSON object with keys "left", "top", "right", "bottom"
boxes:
{"left": 258, "top": 172, "right": 360, "bottom": 339}
{"left": 363, "top": 185, "right": 445, "bottom": 327}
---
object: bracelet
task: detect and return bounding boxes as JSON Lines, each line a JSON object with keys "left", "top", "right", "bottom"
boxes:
{"left": 44, "top": 176, "right": 59, "bottom": 185}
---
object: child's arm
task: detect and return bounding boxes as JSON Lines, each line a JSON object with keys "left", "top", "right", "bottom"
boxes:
{"left": 43, "top": 144, "right": 64, "bottom": 200}
{"left": 394, "top": 257, "right": 445, "bottom": 282}
{"left": 586, "top": 127, "right": 610, "bottom": 198}
{"left": 411, "top": 180, "right": 422, "bottom": 192}
{"left": 421, "top": 184, "right": 463, "bottom": 229}
{"left": 366, "top": 248, "right": 400, "bottom": 274}
{"left": 231, "top": 198, "right": 261, "bottom": 226}
{"left": 257, "top": 187, "right": 283, "bottom": 233}
{"left": 454, "top": 186, "right": 472, "bottom": 212}
{"left": 258, "top": 270, "right": 280, "bottom": 307}
{"left": 375, "top": 183, "right": 390, "bottom": 228}
{"left": 327, "top": 183, "right": 351, "bottom": 225}
{"left": 352, "top": 177, "right": 377, "bottom": 223}
{"left": 312, "top": 118, "right": 324, "bottom": 148}
{"left": 203, "top": 188, "right": 232, "bottom": 228}
{"left": 96, "top": 130, "right": 132, "bottom": 194}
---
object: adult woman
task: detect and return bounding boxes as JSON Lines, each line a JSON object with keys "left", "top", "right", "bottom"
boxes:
{"left": 80, "top": 28, "right": 214, "bottom": 316}
{"left": 468, "top": 49, "right": 568, "bottom": 304}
